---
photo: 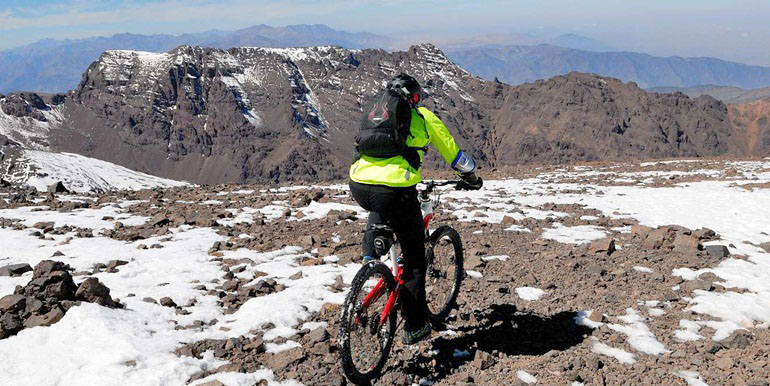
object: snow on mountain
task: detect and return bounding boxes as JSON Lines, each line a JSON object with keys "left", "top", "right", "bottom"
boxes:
{"left": 0, "top": 96, "right": 62, "bottom": 150}
{"left": 3, "top": 150, "right": 189, "bottom": 193}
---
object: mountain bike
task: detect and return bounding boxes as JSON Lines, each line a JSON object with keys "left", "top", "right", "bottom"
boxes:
{"left": 338, "top": 180, "right": 466, "bottom": 384}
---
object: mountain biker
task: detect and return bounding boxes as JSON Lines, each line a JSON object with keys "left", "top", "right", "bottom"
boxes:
{"left": 349, "top": 73, "right": 482, "bottom": 345}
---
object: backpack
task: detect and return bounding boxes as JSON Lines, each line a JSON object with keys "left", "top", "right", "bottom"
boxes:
{"left": 355, "top": 88, "right": 421, "bottom": 169}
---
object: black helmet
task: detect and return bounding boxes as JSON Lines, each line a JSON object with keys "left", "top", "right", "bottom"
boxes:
{"left": 387, "top": 73, "right": 424, "bottom": 105}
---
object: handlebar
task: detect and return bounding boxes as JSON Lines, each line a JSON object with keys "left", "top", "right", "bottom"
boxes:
{"left": 419, "top": 180, "right": 464, "bottom": 199}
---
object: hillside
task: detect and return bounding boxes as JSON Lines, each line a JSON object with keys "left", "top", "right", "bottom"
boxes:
{"left": 446, "top": 44, "right": 770, "bottom": 89}
{"left": 0, "top": 44, "right": 757, "bottom": 188}
{"left": 728, "top": 99, "right": 770, "bottom": 156}
{"left": 650, "top": 84, "right": 770, "bottom": 104}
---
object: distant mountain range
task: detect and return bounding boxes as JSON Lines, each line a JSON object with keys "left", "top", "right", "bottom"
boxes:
{"left": 2, "top": 44, "right": 766, "bottom": 190}
{"left": 648, "top": 84, "right": 770, "bottom": 104}
{"left": 5, "top": 24, "right": 770, "bottom": 96}
{"left": 445, "top": 44, "right": 770, "bottom": 89}
{"left": 0, "top": 24, "right": 391, "bottom": 94}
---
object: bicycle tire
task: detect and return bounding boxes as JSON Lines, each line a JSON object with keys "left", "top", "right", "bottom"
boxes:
{"left": 338, "top": 262, "right": 397, "bottom": 384}
{"left": 425, "top": 225, "right": 464, "bottom": 323}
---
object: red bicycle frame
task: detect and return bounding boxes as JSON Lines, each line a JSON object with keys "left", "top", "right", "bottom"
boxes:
{"left": 360, "top": 192, "right": 435, "bottom": 329}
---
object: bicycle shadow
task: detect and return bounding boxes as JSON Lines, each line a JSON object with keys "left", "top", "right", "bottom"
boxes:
{"left": 400, "top": 303, "right": 594, "bottom": 382}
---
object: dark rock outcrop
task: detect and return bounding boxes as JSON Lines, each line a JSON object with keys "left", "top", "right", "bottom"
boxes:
{"left": 0, "top": 260, "right": 118, "bottom": 339}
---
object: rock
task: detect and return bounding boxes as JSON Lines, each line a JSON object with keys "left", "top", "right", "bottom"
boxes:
{"left": 47, "top": 181, "right": 69, "bottom": 193}
{"left": 672, "top": 235, "right": 702, "bottom": 252}
{"left": 299, "top": 235, "right": 316, "bottom": 247}
{"left": 0, "top": 294, "right": 26, "bottom": 313}
{"left": 23, "top": 307, "right": 65, "bottom": 328}
{"left": 107, "top": 260, "right": 129, "bottom": 270}
{"left": 75, "top": 277, "right": 116, "bottom": 307}
{"left": 500, "top": 215, "right": 517, "bottom": 225}
{"left": 32, "top": 260, "right": 69, "bottom": 277}
{"left": 719, "top": 330, "right": 751, "bottom": 349}
{"left": 266, "top": 347, "right": 306, "bottom": 369}
{"left": 681, "top": 279, "right": 713, "bottom": 293}
{"left": 142, "top": 297, "right": 158, "bottom": 304}
{"left": 0, "top": 312, "right": 23, "bottom": 334}
{"left": 589, "top": 238, "right": 615, "bottom": 255}
{"left": 714, "top": 356, "right": 732, "bottom": 370}
{"left": 588, "top": 310, "right": 606, "bottom": 324}
{"left": 159, "top": 297, "right": 177, "bottom": 308}
{"left": 472, "top": 350, "right": 495, "bottom": 370}
{"left": 693, "top": 228, "right": 717, "bottom": 240}
{"left": 759, "top": 242, "right": 770, "bottom": 253}
{"left": 705, "top": 245, "right": 730, "bottom": 259}
{"left": 0, "top": 263, "right": 32, "bottom": 277}
{"left": 631, "top": 225, "right": 653, "bottom": 235}
{"left": 642, "top": 228, "right": 670, "bottom": 249}
{"left": 306, "top": 327, "right": 330, "bottom": 346}
{"left": 289, "top": 271, "right": 303, "bottom": 280}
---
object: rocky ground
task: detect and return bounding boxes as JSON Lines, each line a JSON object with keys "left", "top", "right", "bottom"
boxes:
{"left": 1, "top": 158, "right": 769, "bottom": 385}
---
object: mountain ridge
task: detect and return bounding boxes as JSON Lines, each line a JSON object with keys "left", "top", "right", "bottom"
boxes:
{"left": 2, "top": 43, "right": 764, "bottom": 190}
{"left": 445, "top": 44, "right": 770, "bottom": 89}
{"left": 0, "top": 24, "right": 392, "bottom": 94}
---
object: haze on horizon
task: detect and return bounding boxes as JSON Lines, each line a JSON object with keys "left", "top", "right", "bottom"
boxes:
{"left": 2, "top": 0, "right": 770, "bottom": 67}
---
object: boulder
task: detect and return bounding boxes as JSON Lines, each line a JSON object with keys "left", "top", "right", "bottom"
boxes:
{"left": 75, "top": 278, "right": 116, "bottom": 307}
{"left": 672, "top": 235, "right": 702, "bottom": 252}
{"left": 719, "top": 330, "right": 751, "bottom": 349}
{"left": 23, "top": 307, "right": 65, "bottom": 328}
{"left": 705, "top": 245, "right": 730, "bottom": 259}
{"left": 681, "top": 279, "right": 713, "bottom": 293}
{"left": 306, "top": 327, "right": 330, "bottom": 346}
{"left": 46, "top": 181, "right": 69, "bottom": 194}
{"left": 0, "top": 263, "right": 32, "bottom": 277}
{"left": 589, "top": 238, "right": 615, "bottom": 255}
{"left": 159, "top": 297, "right": 177, "bottom": 308}
{"left": 0, "top": 295, "right": 26, "bottom": 313}
{"left": 642, "top": 228, "right": 671, "bottom": 249}
{"left": 472, "top": 350, "right": 495, "bottom": 370}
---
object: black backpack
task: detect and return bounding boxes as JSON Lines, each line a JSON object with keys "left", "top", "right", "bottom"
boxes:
{"left": 355, "top": 88, "right": 423, "bottom": 169}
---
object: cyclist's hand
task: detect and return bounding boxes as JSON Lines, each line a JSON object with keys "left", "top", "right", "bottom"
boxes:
{"left": 457, "top": 175, "right": 483, "bottom": 190}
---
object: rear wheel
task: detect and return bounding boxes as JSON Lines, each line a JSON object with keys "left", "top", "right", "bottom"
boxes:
{"left": 425, "top": 226, "right": 464, "bottom": 323}
{"left": 339, "top": 262, "right": 397, "bottom": 384}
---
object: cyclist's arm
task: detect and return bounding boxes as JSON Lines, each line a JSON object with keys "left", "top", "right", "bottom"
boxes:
{"left": 419, "top": 107, "right": 475, "bottom": 173}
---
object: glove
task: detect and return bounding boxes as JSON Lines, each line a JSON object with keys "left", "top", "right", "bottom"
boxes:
{"left": 457, "top": 171, "right": 482, "bottom": 190}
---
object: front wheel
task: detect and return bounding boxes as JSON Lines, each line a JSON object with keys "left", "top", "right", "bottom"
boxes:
{"left": 338, "top": 262, "right": 397, "bottom": 384}
{"left": 425, "top": 225, "right": 464, "bottom": 323}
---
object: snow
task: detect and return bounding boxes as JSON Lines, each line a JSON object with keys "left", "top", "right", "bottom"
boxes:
{"left": 191, "top": 369, "right": 302, "bottom": 386}
{"left": 541, "top": 223, "right": 608, "bottom": 245}
{"left": 515, "top": 287, "right": 546, "bottom": 301}
{"left": 515, "top": 370, "right": 537, "bottom": 384}
{"left": 465, "top": 270, "right": 483, "bottom": 279}
{"left": 672, "top": 370, "right": 710, "bottom": 386}
{"left": 633, "top": 266, "right": 653, "bottom": 273}
{"left": 0, "top": 102, "right": 61, "bottom": 150}
{"left": 591, "top": 341, "right": 635, "bottom": 364}
{"left": 0, "top": 198, "right": 358, "bottom": 385}
{"left": 481, "top": 255, "right": 509, "bottom": 262}
{"left": 5, "top": 150, "right": 189, "bottom": 193}
{"left": 504, "top": 224, "right": 531, "bottom": 233}
{"left": 608, "top": 309, "right": 669, "bottom": 355}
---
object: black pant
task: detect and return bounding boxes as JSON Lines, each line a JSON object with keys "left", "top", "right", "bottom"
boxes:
{"left": 349, "top": 180, "right": 427, "bottom": 332}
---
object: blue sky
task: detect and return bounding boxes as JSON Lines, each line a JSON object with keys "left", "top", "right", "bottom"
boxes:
{"left": 2, "top": 0, "right": 770, "bottom": 65}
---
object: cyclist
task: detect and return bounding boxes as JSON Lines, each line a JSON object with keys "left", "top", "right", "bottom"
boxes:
{"left": 349, "top": 73, "right": 482, "bottom": 345}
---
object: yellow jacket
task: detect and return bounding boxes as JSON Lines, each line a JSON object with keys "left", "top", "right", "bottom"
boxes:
{"left": 350, "top": 106, "right": 461, "bottom": 187}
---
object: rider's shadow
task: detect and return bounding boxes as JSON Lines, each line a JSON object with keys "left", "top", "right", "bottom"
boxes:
{"left": 404, "top": 304, "right": 593, "bottom": 380}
